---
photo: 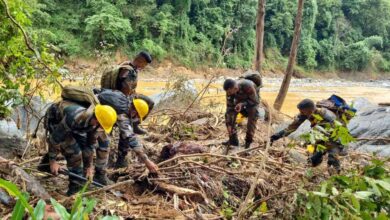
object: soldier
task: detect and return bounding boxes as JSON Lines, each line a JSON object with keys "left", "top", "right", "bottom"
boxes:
{"left": 96, "top": 89, "right": 159, "bottom": 172}
{"left": 270, "top": 99, "right": 344, "bottom": 173}
{"left": 114, "top": 51, "right": 154, "bottom": 135}
{"left": 223, "top": 78, "right": 260, "bottom": 149}
{"left": 46, "top": 102, "right": 117, "bottom": 196}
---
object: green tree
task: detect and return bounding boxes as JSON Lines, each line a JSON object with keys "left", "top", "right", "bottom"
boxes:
{"left": 0, "top": 0, "right": 59, "bottom": 118}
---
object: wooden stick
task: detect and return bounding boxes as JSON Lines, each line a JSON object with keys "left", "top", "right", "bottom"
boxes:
{"left": 158, "top": 153, "right": 259, "bottom": 167}
{"left": 79, "top": 179, "right": 134, "bottom": 197}
{"left": 18, "top": 156, "right": 42, "bottom": 166}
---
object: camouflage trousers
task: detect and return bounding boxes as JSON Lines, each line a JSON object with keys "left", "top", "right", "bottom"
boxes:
{"left": 48, "top": 132, "right": 110, "bottom": 184}
{"left": 115, "top": 114, "right": 143, "bottom": 160}
{"left": 310, "top": 142, "right": 342, "bottom": 172}
{"left": 225, "top": 106, "right": 259, "bottom": 144}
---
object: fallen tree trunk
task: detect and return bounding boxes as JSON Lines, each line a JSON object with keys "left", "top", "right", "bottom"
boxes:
{"left": 0, "top": 156, "right": 51, "bottom": 200}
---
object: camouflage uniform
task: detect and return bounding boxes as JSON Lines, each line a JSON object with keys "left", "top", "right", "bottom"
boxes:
{"left": 96, "top": 89, "right": 143, "bottom": 166}
{"left": 46, "top": 100, "right": 109, "bottom": 189}
{"left": 116, "top": 61, "right": 154, "bottom": 119}
{"left": 274, "top": 108, "right": 342, "bottom": 171}
{"left": 225, "top": 79, "right": 260, "bottom": 146}
{"left": 116, "top": 113, "right": 143, "bottom": 162}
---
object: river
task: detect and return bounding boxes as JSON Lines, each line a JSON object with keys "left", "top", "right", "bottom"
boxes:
{"left": 135, "top": 77, "right": 390, "bottom": 116}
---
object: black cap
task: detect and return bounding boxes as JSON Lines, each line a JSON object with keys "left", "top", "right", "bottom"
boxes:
{"left": 138, "top": 51, "right": 152, "bottom": 63}
{"left": 297, "top": 99, "right": 315, "bottom": 110}
{"left": 223, "top": 78, "right": 237, "bottom": 91}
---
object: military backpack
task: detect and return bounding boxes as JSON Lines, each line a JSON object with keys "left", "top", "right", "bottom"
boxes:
{"left": 61, "top": 86, "right": 100, "bottom": 107}
{"left": 239, "top": 70, "right": 263, "bottom": 88}
{"left": 101, "top": 64, "right": 133, "bottom": 90}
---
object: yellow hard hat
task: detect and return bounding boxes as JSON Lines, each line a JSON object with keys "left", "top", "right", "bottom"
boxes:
{"left": 236, "top": 113, "right": 245, "bottom": 124}
{"left": 95, "top": 104, "right": 117, "bottom": 133}
{"left": 133, "top": 99, "right": 149, "bottom": 122}
{"left": 307, "top": 144, "right": 315, "bottom": 154}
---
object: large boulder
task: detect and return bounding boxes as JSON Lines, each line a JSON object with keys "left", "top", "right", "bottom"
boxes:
{"left": 348, "top": 106, "right": 390, "bottom": 157}
{"left": 10, "top": 96, "right": 50, "bottom": 135}
{"left": 0, "top": 118, "right": 26, "bottom": 158}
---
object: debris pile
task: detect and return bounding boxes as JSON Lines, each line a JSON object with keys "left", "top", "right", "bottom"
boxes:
{"left": 0, "top": 95, "right": 387, "bottom": 219}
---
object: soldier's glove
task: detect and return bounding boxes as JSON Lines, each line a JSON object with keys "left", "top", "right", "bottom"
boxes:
{"left": 270, "top": 134, "right": 281, "bottom": 144}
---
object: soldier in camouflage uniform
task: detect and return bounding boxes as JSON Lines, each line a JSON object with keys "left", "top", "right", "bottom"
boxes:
{"left": 116, "top": 51, "right": 154, "bottom": 135}
{"left": 223, "top": 78, "right": 260, "bottom": 149}
{"left": 96, "top": 89, "right": 159, "bottom": 172}
{"left": 46, "top": 101, "right": 115, "bottom": 196}
{"left": 270, "top": 99, "right": 343, "bottom": 173}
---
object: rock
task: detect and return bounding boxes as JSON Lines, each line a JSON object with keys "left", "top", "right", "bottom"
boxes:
{"left": 0, "top": 118, "right": 27, "bottom": 159}
{"left": 150, "top": 80, "right": 197, "bottom": 106}
{"left": 351, "top": 97, "right": 377, "bottom": 112}
{"left": 348, "top": 106, "right": 390, "bottom": 156}
{"left": 0, "top": 118, "right": 23, "bottom": 137}
{"left": 288, "top": 149, "right": 307, "bottom": 164}
{"left": 190, "top": 118, "right": 209, "bottom": 126}
{"left": 11, "top": 96, "right": 50, "bottom": 135}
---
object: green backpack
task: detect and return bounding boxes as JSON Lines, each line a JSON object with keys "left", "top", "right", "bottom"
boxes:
{"left": 239, "top": 70, "right": 263, "bottom": 88}
{"left": 101, "top": 64, "right": 133, "bottom": 89}
{"left": 61, "top": 86, "right": 100, "bottom": 107}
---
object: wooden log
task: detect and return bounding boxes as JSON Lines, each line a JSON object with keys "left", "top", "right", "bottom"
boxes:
{"left": 154, "top": 181, "right": 205, "bottom": 202}
{"left": 0, "top": 156, "right": 51, "bottom": 200}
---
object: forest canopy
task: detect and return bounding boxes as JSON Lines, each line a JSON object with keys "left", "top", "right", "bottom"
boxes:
{"left": 2, "top": 0, "right": 390, "bottom": 73}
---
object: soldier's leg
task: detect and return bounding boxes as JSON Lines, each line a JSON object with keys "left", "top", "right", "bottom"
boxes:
{"left": 245, "top": 107, "right": 259, "bottom": 148}
{"left": 60, "top": 136, "right": 84, "bottom": 196}
{"left": 327, "top": 147, "right": 341, "bottom": 174}
{"left": 116, "top": 137, "right": 130, "bottom": 168}
{"left": 309, "top": 151, "right": 325, "bottom": 167}
{"left": 73, "top": 134, "right": 94, "bottom": 176}
{"left": 224, "top": 109, "right": 239, "bottom": 146}
{"left": 94, "top": 132, "right": 113, "bottom": 185}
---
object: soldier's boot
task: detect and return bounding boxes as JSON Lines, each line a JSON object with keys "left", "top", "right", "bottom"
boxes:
{"left": 222, "top": 134, "right": 239, "bottom": 147}
{"left": 115, "top": 155, "right": 129, "bottom": 169}
{"left": 244, "top": 141, "right": 252, "bottom": 149}
{"left": 37, "top": 153, "right": 51, "bottom": 173}
{"left": 94, "top": 169, "right": 114, "bottom": 186}
{"left": 66, "top": 182, "right": 83, "bottom": 196}
{"left": 133, "top": 122, "right": 147, "bottom": 135}
{"left": 309, "top": 151, "right": 324, "bottom": 167}
{"left": 327, "top": 154, "right": 341, "bottom": 175}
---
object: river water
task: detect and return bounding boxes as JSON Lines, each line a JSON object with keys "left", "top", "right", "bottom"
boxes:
{"left": 136, "top": 77, "right": 390, "bottom": 116}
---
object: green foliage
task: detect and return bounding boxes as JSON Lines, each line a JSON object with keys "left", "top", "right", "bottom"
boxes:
{"left": 220, "top": 189, "right": 234, "bottom": 219}
{"left": 0, "top": 0, "right": 60, "bottom": 118}
{"left": 22, "top": 0, "right": 390, "bottom": 72}
{"left": 85, "top": 4, "right": 132, "bottom": 46}
{"left": 0, "top": 178, "right": 117, "bottom": 219}
{"left": 294, "top": 160, "right": 390, "bottom": 219}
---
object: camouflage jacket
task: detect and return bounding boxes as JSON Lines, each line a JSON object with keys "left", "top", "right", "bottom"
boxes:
{"left": 226, "top": 79, "right": 259, "bottom": 111}
{"left": 48, "top": 100, "right": 108, "bottom": 152}
{"left": 279, "top": 108, "right": 337, "bottom": 137}
{"left": 116, "top": 61, "right": 138, "bottom": 96}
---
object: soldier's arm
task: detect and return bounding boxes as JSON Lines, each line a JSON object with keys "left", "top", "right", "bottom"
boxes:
{"left": 277, "top": 114, "right": 308, "bottom": 137}
{"left": 117, "top": 114, "right": 158, "bottom": 171}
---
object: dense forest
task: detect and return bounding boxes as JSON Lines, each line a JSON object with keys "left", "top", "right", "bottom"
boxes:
{"left": 25, "top": 0, "right": 390, "bottom": 72}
